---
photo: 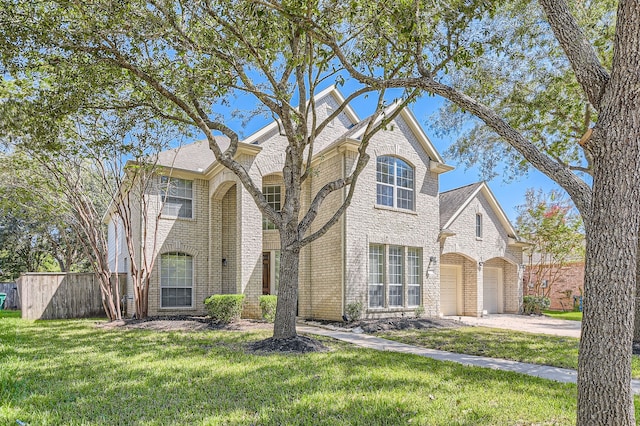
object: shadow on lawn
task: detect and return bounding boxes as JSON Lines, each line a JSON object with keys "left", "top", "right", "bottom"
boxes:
{"left": 1, "top": 318, "right": 577, "bottom": 425}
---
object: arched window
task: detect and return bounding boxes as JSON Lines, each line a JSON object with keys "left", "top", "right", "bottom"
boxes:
{"left": 376, "top": 156, "right": 414, "bottom": 210}
{"left": 160, "top": 252, "right": 193, "bottom": 308}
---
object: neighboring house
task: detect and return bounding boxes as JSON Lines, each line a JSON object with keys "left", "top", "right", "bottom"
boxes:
{"left": 523, "top": 257, "right": 585, "bottom": 311}
{"left": 439, "top": 182, "right": 528, "bottom": 317}
{"left": 107, "top": 86, "right": 525, "bottom": 320}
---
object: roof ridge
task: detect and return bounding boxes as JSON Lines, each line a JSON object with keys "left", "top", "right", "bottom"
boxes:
{"left": 439, "top": 181, "right": 483, "bottom": 195}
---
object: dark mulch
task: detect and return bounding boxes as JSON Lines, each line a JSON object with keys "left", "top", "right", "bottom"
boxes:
{"left": 633, "top": 343, "right": 640, "bottom": 356}
{"left": 306, "top": 316, "right": 463, "bottom": 334}
{"left": 247, "top": 335, "right": 329, "bottom": 354}
{"left": 97, "top": 315, "right": 272, "bottom": 332}
{"left": 354, "top": 317, "right": 463, "bottom": 333}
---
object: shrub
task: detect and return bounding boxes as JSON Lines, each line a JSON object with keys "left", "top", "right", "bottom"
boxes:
{"left": 259, "top": 295, "right": 277, "bottom": 323}
{"left": 414, "top": 305, "right": 425, "bottom": 318}
{"left": 345, "top": 301, "right": 363, "bottom": 322}
{"left": 522, "top": 295, "right": 550, "bottom": 315}
{"left": 204, "top": 294, "right": 245, "bottom": 323}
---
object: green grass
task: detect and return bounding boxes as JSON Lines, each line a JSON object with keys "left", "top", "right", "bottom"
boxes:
{"left": 378, "top": 326, "right": 640, "bottom": 378}
{"left": 0, "top": 315, "right": 592, "bottom": 425}
{"left": 0, "top": 310, "right": 21, "bottom": 319}
{"left": 543, "top": 310, "right": 583, "bottom": 321}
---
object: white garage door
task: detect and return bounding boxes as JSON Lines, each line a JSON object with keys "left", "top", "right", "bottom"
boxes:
{"left": 483, "top": 267, "right": 502, "bottom": 314}
{"left": 440, "top": 265, "right": 460, "bottom": 316}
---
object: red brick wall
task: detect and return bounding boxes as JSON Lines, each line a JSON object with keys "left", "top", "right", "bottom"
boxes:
{"left": 523, "top": 262, "right": 584, "bottom": 311}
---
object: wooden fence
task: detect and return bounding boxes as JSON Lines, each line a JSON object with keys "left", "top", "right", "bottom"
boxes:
{"left": 18, "top": 273, "right": 126, "bottom": 320}
{"left": 0, "top": 282, "right": 20, "bottom": 310}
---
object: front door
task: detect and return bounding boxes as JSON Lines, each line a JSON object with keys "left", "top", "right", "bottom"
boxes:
{"left": 262, "top": 252, "right": 271, "bottom": 295}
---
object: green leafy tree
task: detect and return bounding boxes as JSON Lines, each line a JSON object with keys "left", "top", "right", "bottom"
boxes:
{"left": 286, "top": 0, "right": 638, "bottom": 421}
{"left": 0, "top": 152, "right": 92, "bottom": 280}
{"left": 0, "top": 146, "right": 123, "bottom": 320}
{"left": 0, "top": 1, "right": 412, "bottom": 342}
{"left": 516, "top": 189, "right": 585, "bottom": 299}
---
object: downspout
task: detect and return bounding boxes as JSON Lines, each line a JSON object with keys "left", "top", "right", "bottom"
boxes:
{"left": 341, "top": 147, "right": 347, "bottom": 318}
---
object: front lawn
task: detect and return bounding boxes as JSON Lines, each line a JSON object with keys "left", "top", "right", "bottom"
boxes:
{"left": 378, "top": 326, "right": 640, "bottom": 378}
{"left": 543, "top": 310, "right": 583, "bottom": 321}
{"left": 0, "top": 315, "right": 585, "bottom": 425}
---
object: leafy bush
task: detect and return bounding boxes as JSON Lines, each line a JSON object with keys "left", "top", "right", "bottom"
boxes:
{"left": 259, "top": 295, "right": 277, "bottom": 323}
{"left": 522, "top": 295, "right": 550, "bottom": 315}
{"left": 345, "top": 301, "right": 363, "bottom": 322}
{"left": 414, "top": 305, "right": 425, "bottom": 318}
{"left": 204, "top": 294, "right": 245, "bottom": 323}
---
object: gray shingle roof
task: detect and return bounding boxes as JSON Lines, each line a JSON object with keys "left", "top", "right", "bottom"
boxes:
{"left": 154, "top": 136, "right": 231, "bottom": 171}
{"left": 439, "top": 182, "right": 483, "bottom": 228}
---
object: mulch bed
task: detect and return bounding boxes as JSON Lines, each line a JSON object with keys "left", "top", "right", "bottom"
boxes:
{"left": 307, "top": 316, "right": 463, "bottom": 333}
{"left": 96, "top": 315, "right": 462, "bottom": 354}
{"left": 247, "top": 335, "right": 329, "bottom": 354}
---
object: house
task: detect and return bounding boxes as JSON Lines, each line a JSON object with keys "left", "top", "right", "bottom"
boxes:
{"left": 439, "top": 182, "right": 528, "bottom": 317}
{"left": 523, "top": 254, "right": 585, "bottom": 311}
{"left": 107, "top": 87, "right": 525, "bottom": 320}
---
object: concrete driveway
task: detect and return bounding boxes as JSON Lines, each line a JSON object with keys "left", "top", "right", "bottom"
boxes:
{"left": 444, "top": 314, "right": 582, "bottom": 338}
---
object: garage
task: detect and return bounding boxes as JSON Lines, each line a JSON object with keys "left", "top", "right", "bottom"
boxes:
{"left": 483, "top": 267, "right": 503, "bottom": 314}
{"left": 440, "top": 265, "right": 461, "bottom": 315}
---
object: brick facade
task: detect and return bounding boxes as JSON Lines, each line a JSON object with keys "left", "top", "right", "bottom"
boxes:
{"left": 439, "top": 185, "right": 524, "bottom": 317}
{"left": 524, "top": 262, "right": 584, "bottom": 311}
{"left": 109, "top": 88, "right": 524, "bottom": 321}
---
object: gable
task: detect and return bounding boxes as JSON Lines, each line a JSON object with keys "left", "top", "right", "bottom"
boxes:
{"left": 441, "top": 182, "right": 519, "bottom": 239}
{"left": 340, "top": 103, "right": 451, "bottom": 175}
{"left": 249, "top": 86, "right": 360, "bottom": 176}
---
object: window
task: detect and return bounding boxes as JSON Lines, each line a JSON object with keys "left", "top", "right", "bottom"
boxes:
{"left": 160, "top": 252, "right": 193, "bottom": 308}
{"left": 476, "top": 213, "right": 483, "bottom": 238}
{"left": 376, "top": 156, "right": 414, "bottom": 210}
{"left": 262, "top": 185, "right": 281, "bottom": 230}
{"left": 161, "top": 177, "right": 193, "bottom": 218}
{"left": 388, "top": 246, "right": 403, "bottom": 307}
{"left": 369, "top": 245, "right": 384, "bottom": 308}
{"left": 407, "top": 248, "right": 421, "bottom": 306}
{"left": 368, "top": 245, "right": 422, "bottom": 309}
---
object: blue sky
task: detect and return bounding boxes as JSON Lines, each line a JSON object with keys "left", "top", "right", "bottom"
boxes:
{"left": 212, "top": 81, "right": 565, "bottom": 223}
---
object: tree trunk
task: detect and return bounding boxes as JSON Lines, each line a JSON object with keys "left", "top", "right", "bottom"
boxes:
{"left": 635, "top": 250, "right": 640, "bottom": 343}
{"left": 578, "top": 154, "right": 639, "bottom": 425}
{"left": 577, "top": 3, "right": 640, "bottom": 424}
{"left": 577, "top": 103, "right": 640, "bottom": 425}
{"left": 273, "top": 243, "right": 300, "bottom": 339}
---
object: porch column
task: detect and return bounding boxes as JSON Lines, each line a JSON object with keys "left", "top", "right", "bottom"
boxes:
{"left": 236, "top": 181, "right": 263, "bottom": 317}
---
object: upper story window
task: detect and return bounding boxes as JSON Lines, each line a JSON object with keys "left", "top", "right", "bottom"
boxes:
{"left": 262, "top": 185, "right": 281, "bottom": 230}
{"left": 161, "top": 177, "right": 193, "bottom": 219}
{"left": 376, "top": 156, "right": 414, "bottom": 210}
{"left": 476, "top": 213, "right": 483, "bottom": 239}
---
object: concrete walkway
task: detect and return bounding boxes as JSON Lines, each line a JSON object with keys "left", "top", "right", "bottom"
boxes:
{"left": 446, "top": 314, "right": 582, "bottom": 338}
{"left": 298, "top": 325, "right": 640, "bottom": 395}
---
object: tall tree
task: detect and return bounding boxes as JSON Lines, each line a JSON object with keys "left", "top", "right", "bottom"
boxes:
{"left": 0, "top": 151, "right": 92, "bottom": 279}
{"left": 296, "top": 0, "right": 636, "bottom": 422}
{"left": 0, "top": 1, "right": 412, "bottom": 341}
{"left": 516, "top": 189, "right": 585, "bottom": 300}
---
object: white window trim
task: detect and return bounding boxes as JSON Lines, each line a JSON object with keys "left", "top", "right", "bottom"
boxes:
{"left": 262, "top": 185, "right": 281, "bottom": 231}
{"left": 160, "top": 177, "right": 195, "bottom": 220}
{"left": 368, "top": 244, "right": 385, "bottom": 308}
{"left": 476, "top": 213, "right": 483, "bottom": 240}
{"left": 407, "top": 248, "right": 422, "bottom": 307}
{"left": 388, "top": 246, "right": 404, "bottom": 308}
{"left": 160, "top": 252, "right": 195, "bottom": 309}
{"left": 376, "top": 156, "right": 415, "bottom": 211}
{"left": 368, "top": 244, "right": 422, "bottom": 310}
